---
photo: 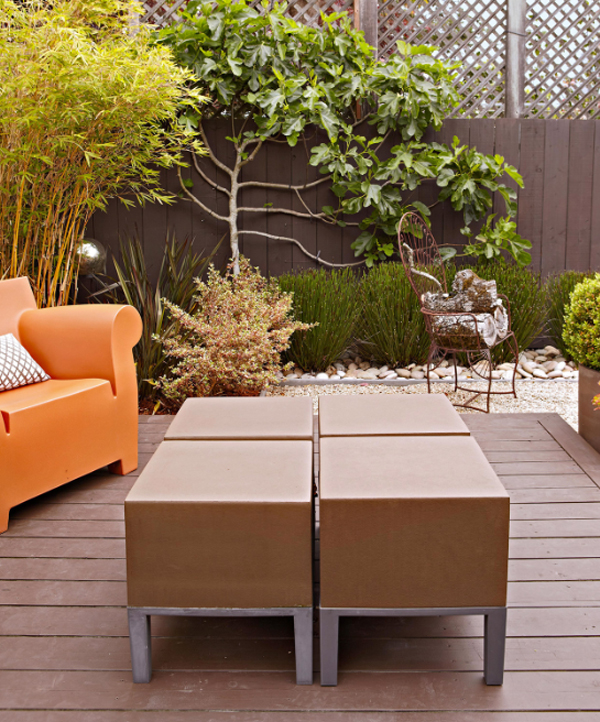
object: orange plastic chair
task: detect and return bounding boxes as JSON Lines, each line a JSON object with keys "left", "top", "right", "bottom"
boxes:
{"left": 0, "top": 277, "right": 142, "bottom": 532}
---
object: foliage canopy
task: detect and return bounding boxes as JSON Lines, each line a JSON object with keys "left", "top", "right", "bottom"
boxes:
{"left": 157, "top": 0, "right": 530, "bottom": 269}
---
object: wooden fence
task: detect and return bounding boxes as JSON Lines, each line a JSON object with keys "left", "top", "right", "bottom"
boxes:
{"left": 87, "top": 118, "right": 600, "bottom": 281}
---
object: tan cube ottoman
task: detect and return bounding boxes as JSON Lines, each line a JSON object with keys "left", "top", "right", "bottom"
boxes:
{"left": 125, "top": 439, "right": 313, "bottom": 684}
{"left": 164, "top": 396, "right": 314, "bottom": 441}
{"left": 318, "top": 394, "right": 470, "bottom": 437}
{"left": 319, "top": 435, "right": 509, "bottom": 686}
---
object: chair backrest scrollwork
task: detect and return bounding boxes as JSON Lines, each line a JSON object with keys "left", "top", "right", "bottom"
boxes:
{"left": 397, "top": 212, "right": 448, "bottom": 301}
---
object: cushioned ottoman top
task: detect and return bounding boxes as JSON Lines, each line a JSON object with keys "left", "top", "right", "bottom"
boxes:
{"left": 320, "top": 435, "right": 505, "bottom": 499}
{"left": 164, "top": 397, "right": 314, "bottom": 441}
{"left": 126, "top": 439, "right": 312, "bottom": 503}
{"left": 318, "top": 394, "right": 469, "bottom": 437}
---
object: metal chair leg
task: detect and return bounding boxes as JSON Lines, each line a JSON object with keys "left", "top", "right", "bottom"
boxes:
{"left": 320, "top": 609, "right": 340, "bottom": 686}
{"left": 128, "top": 608, "right": 152, "bottom": 683}
{"left": 484, "top": 607, "right": 507, "bottom": 685}
{"left": 293, "top": 608, "right": 313, "bottom": 685}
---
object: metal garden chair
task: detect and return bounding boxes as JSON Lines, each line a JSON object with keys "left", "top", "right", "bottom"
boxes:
{"left": 398, "top": 212, "right": 519, "bottom": 413}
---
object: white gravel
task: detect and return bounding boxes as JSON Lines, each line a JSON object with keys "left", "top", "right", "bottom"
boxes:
{"left": 267, "top": 380, "right": 579, "bottom": 430}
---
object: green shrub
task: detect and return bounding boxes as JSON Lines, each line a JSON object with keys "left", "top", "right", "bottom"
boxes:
{"left": 278, "top": 269, "right": 360, "bottom": 372}
{"left": 472, "top": 260, "right": 547, "bottom": 363}
{"left": 546, "top": 271, "right": 593, "bottom": 360}
{"left": 355, "top": 262, "right": 431, "bottom": 367}
{"left": 562, "top": 274, "right": 600, "bottom": 371}
{"left": 108, "top": 234, "right": 217, "bottom": 402}
{"left": 158, "top": 258, "right": 309, "bottom": 404}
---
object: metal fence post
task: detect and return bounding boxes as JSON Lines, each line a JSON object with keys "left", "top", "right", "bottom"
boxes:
{"left": 506, "top": 0, "right": 526, "bottom": 118}
{"left": 354, "top": 0, "right": 378, "bottom": 57}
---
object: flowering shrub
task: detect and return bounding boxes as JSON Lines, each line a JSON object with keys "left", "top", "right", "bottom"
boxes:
{"left": 158, "top": 258, "right": 310, "bottom": 404}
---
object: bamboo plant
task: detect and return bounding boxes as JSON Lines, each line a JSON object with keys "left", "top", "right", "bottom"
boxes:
{"left": 0, "top": 0, "right": 204, "bottom": 306}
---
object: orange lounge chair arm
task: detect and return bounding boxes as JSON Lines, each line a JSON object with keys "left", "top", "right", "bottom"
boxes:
{"left": 18, "top": 305, "right": 143, "bottom": 395}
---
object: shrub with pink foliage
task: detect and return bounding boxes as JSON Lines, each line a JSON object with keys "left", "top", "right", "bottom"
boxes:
{"left": 158, "top": 257, "right": 310, "bottom": 404}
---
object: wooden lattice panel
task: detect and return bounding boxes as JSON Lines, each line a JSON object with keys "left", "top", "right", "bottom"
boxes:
{"left": 141, "top": 0, "right": 189, "bottom": 25}
{"left": 378, "top": 0, "right": 506, "bottom": 119}
{"left": 142, "top": 0, "right": 353, "bottom": 27}
{"left": 526, "top": 1, "right": 600, "bottom": 119}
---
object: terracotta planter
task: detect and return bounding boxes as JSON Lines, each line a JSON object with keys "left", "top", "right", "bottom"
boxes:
{"left": 578, "top": 365, "right": 600, "bottom": 454}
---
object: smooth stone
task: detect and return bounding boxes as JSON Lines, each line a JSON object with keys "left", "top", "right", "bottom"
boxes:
{"left": 337, "top": 370, "right": 346, "bottom": 378}
{"left": 329, "top": 374, "right": 341, "bottom": 381}
{"left": 456, "top": 375, "right": 469, "bottom": 382}
{"left": 344, "top": 370, "right": 358, "bottom": 378}
{"left": 491, "top": 370, "right": 504, "bottom": 379}
{"left": 316, "top": 372, "right": 329, "bottom": 380}
{"left": 502, "top": 370, "right": 515, "bottom": 380}
{"left": 410, "top": 370, "right": 425, "bottom": 379}
{"left": 359, "top": 361, "right": 370, "bottom": 371}
{"left": 497, "top": 362, "right": 514, "bottom": 371}
{"left": 555, "top": 361, "right": 566, "bottom": 372}
{"left": 520, "top": 361, "right": 537, "bottom": 374}
{"left": 534, "top": 355, "right": 548, "bottom": 363}
{"left": 547, "top": 369, "right": 564, "bottom": 378}
{"left": 532, "top": 368, "right": 548, "bottom": 379}
{"left": 358, "top": 370, "right": 379, "bottom": 379}
{"left": 347, "top": 363, "right": 358, "bottom": 371}
{"left": 382, "top": 370, "right": 398, "bottom": 379}
{"left": 542, "top": 360, "right": 558, "bottom": 371}
{"left": 428, "top": 371, "right": 440, "bottom": 379}
{"left": 545, "top": 345, "right": 560, "bottom": 356}
{"left": 517, "top": 365, "right": 533, "bottom": 379}
{"left": 325, "top": 365, "right": 337, "bottom": 376}
{"left": 408, "top": 363, "right": 416, "bottom": 370}
{"left": 395, "top": 369, "right": 412, "bottom": 378}
{"left": 301, "top": 373, "right": 315, "bottom": 380}
{"left": 334, "top": 362, "right": 346, "bottom": 372}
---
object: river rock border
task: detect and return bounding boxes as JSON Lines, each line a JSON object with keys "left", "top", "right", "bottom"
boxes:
{"left": 278, "top": 345, "right": 578, "bottom": 386}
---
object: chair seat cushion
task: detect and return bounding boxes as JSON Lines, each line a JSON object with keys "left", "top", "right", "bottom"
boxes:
{"left": 0, "top": 378, "right": 113, "bottom": 434}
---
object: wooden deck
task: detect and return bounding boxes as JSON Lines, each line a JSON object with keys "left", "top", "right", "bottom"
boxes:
{"left": 2, "top": 412, "right": 600, "bottom": 720}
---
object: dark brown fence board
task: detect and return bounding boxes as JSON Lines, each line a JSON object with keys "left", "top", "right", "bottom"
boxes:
{"left": 265, "top": 138, "right": 293, "bottom": 276}
{"left": 566, "top": 121, "right": 595, "bottom": 272}
{"left": 589, "top": 120, "right": 600, "bottom": 270}
{"left": 493, "top": 118, "right": 521, "bottom": 220}
{"left": 239, "top": 139, "right": 269, "bottom": 272}
{"left": 517, "top": 120, "right": 545, "bottom": 273}
{"left": 541, "top": 120, "right": 571, "bottom": 277}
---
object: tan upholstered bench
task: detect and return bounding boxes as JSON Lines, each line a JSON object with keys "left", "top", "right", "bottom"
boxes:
{"left": 319, "top": 435, "right": 509, "bottom": 686}
{"left": 125, "top": 438, "right": 313, "bottom": 684}
{"left": 318, "top": 394, "right": 470, "bottom": 437}
{"left": 164, "top": 396, "right": 314, "bottom": 441}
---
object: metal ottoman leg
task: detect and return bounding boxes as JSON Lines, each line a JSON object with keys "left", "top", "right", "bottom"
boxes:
{"left": 293, "top": 607, "right": 313, "bottom": 685}
{"left": 128, "top": 608, "right": 152, "bottom": 683}
{"left": 319, "top": 608, "right": 340, "bottom": 686}
{"left": 484, "top": 607, "right": 507, "bottom": 685}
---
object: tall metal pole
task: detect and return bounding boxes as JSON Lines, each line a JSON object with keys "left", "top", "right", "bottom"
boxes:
{"left": 505, "top": 0, "right": 527, "bottom": 118}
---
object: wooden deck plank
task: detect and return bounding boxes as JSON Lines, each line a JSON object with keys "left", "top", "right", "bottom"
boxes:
{"left": 509, "top": 558, "right": 600, "bottom": 581}
{"left": 2, "top": 670, "right": 600, "bottom": 711}
{"left": 0, "top": 520, "right": 125, "bottom": 538}
{"left": 510, "top": 538, "right": 600, "bottom": 558}
{"left": 2, "top": 635, "right": 600, "bottom": 673}
{"left": 0, "top": 712, "right": 598, "bottom": 722}
{"left": 0, "top": 581, "right": 126, "bottom": 606}
{"left": 508, "top": 581, "right": 600, "bottom": 605}
{"left": 492, "top": 461, "right": 584, "bottom": 476}
{"left": 475, "top": 440, "right": 564, "bottom": 452}
{"left": 510, "top": 519, "right": 600, "bottom": 537}
{"left": 2, "top": 605, "right": 599, "bottom": 639}
{"left": 0, "top": 558, "right": 125, "bottom": 582}
{"left": 511, "top": 504, "right": 600, "bottom": 521}
{"left": 10, "top": 504, "right": 124, "bottom": 522}
{"left": 0, "top": 538, "right": 125, "bottom": 558}
{"left": 501, "top": 474, "right": 595, "bottom": 490}
{"left": 508, "top": 488, "right": 600, "bottom": 503}
{"left": 486, "top": 450, "right": 572, "bottom": 463}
